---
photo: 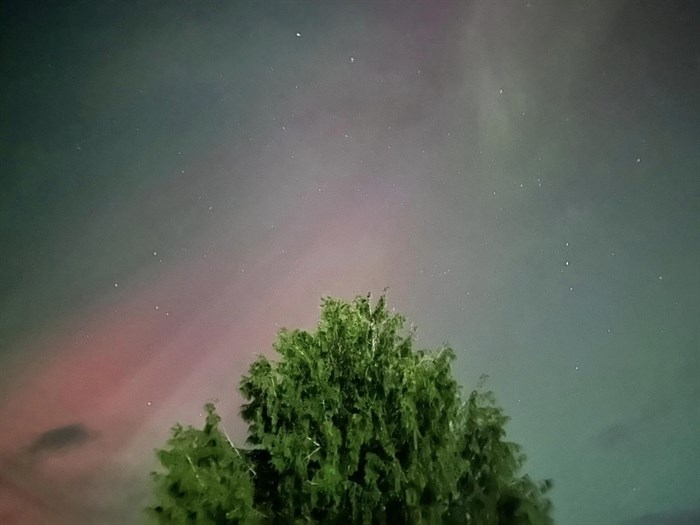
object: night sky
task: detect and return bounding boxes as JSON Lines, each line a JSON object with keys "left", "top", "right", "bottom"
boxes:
{"left": 1, "top": 1, "right": 699, "bottom": 524}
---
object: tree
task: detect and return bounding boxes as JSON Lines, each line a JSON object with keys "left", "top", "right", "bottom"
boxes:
{"left": 147, "top": 291, "right": 554, "bottom": 524}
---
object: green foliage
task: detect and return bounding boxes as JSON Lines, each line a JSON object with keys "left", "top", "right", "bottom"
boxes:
{"left": 148, "top": 292, "right": 554, "bottom": 524}
{"left": 147, "top": 403, "right": 263, "bottom": 524}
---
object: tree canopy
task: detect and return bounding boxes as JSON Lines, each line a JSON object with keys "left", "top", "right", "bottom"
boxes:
{"left": 147, "top": 292, "right": 554, "bottom": 524}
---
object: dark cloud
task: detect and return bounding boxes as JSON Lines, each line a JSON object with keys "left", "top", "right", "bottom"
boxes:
{"left": 27, "top": 424, "right": 92, "bottom": 455}
{"left": 623, "top": 506, "right": 700, "bottom": 525}
{"left": 596, "top": 421, "right": 635, "bottom": 448}
{"left": 592, "top": 414, "right": 654, "bottom": 450}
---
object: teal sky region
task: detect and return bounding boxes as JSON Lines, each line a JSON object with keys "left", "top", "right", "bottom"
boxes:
{"left": 1, "top": 1, "right": 698, "bottom": 524}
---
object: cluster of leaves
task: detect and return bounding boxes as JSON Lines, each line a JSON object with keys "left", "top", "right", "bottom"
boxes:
{"left": 148, "top": 292, "right": 554, "bottom": 524}
{"left": 148, "top": 403, "right": 264, "bottom": 524}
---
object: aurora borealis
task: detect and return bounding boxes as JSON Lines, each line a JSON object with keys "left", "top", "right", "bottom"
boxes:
{"left": 1, "top": 1, "right": 698, "bottom": 523}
